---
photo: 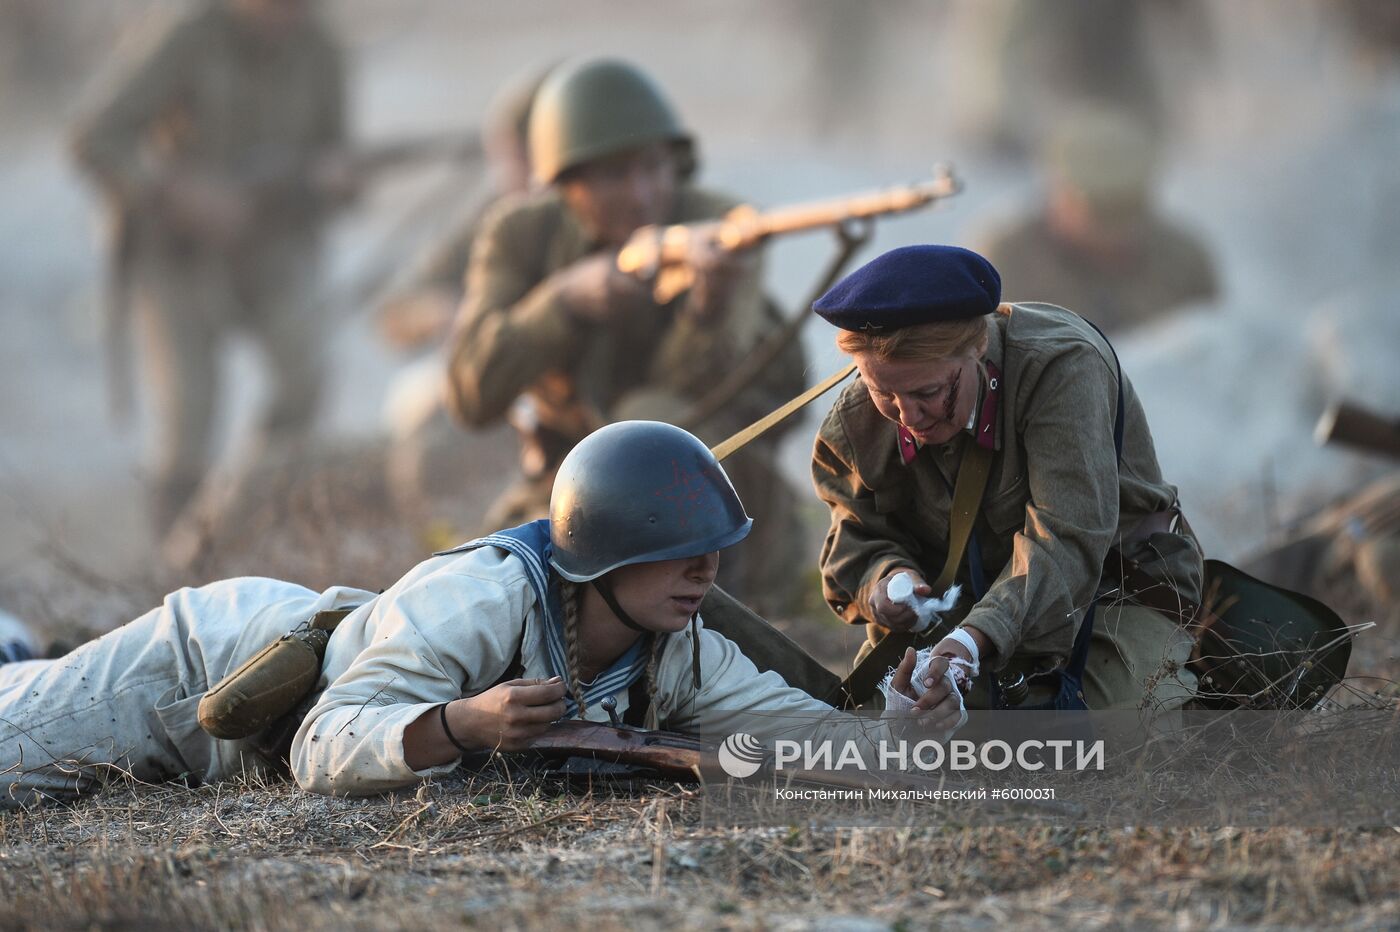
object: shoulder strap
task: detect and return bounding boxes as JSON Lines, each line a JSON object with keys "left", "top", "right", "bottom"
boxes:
{"left": 934, "top": 442, "right": 994, "bottom": 591}
{"left": 829, "top": 436, "right": 995, "bottom": 707}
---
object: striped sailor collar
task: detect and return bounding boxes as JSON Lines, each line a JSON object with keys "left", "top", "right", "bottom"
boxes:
{"left": 438, "top": 520, "right": 649, "bottom": 718}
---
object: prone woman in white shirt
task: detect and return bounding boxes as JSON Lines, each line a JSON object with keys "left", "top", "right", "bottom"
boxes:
{"left": 0, "top": 421, "right": 959, "bottom": 806}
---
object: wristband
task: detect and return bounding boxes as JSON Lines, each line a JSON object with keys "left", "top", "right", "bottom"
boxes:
{"left": 438, "top": 701, "right": 474, "bottom": 755}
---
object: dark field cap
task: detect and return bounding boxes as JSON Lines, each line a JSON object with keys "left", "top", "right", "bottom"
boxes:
{"left": 813, "top": 244, "right": 1002, "bottom": 332}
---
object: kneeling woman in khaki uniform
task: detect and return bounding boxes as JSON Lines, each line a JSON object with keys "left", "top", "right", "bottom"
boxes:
{"left": 812, "top": 245, "right": 1200, "bottom": 711}
{"left": 0, "top": 422, "right": 954, "bottom": 806}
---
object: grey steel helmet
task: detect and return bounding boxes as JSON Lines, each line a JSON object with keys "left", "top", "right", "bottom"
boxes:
{"left": 528, "top": 58, "right": 695, "bottom": 186}
{"left": 548, "top": 421, "right": 751, "bottom": 582}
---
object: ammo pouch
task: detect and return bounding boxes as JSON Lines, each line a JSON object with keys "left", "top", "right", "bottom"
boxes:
{"left": 197, "top": 608, "right": 354, "bottom": 740}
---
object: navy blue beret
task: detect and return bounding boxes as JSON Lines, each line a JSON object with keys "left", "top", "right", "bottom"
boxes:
{"left": 813, "top": 244, "right": 1002, "bottom": 331}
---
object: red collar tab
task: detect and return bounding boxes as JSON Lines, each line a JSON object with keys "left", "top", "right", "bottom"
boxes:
{"left": 897, "top": 426, "right": 919, "bottom": 465}
{"left": 975, "top": 360, "right": 1002, "bottom": 451}
{"left": 894, "top": 360, "right": 1001, "bottom": 463}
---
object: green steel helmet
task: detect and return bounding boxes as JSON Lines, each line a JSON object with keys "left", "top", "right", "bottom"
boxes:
{"left": 548, "top": 421, "right": 751, "bottom": 582}
{"left": 528, "top": 58, "right": 695, "bottom": 186}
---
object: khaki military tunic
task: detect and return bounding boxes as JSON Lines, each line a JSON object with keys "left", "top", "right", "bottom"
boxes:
{"left": 813, "top": 303, "right": 1203, "bottom": 709}
{"left": 980, "top": 212, "right": 1217, "bottom": 333}
{"left": 445, "top": 184, "right": 806, "bottom": 611}
{"left": 71, "top": 4, "right": 347, "bottom": 533}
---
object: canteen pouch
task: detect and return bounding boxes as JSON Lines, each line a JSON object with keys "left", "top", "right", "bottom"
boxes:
{"left": 197, "top": 608, "right": 352, "bottom": 740}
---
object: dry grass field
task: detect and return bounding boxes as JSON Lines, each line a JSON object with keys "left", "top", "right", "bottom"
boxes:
{"left": 4, "top": 769, "right": 1400, "bottom": 930}
{"left": 2, "top": 4, "right": 1398, "bottom": 929}
{"left": 3, "top": 460, "right": 1399, "bottom": 932}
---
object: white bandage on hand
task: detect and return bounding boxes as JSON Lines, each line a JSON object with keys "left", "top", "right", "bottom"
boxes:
{"left": 886, "top": 572, "right": 961, "bottom": 634}
{"left": 942, "top": 627, "right": 981, "bottom": 691}
{"left": 878, "top": 646, "right": 974, "bottom": 732}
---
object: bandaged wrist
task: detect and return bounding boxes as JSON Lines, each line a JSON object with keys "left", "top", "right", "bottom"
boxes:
{"left": 878, "top": 646, "right": 969, "bottom": 733}
{"left": 944, "top": 627, "right": 981, "bottom": 673}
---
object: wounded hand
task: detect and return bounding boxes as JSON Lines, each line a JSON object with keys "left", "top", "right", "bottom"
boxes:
{"left": 888, "top": 647, "right": 964, "bottom": 734}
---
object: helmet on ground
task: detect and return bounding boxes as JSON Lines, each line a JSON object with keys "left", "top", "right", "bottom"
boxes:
{"left": 528, "top": 58, "right": 695, "bottom": 186}
{"left": 1191, "top": 560, "right": 1352, "bottom": 710}
{"left": 548, "top": 421, "right": 751, "bottom": 582}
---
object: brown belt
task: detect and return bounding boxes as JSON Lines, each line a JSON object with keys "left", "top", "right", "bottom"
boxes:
{"left": 1104, "top": 506, "right": 1201, "bottom": 626}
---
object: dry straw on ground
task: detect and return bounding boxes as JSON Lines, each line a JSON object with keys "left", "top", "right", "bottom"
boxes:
{"left": 3, "top": 767, "right": 1400, "bottom": 930}
{"left": 3, "top": 459, "right": 1398, "bottom": 930}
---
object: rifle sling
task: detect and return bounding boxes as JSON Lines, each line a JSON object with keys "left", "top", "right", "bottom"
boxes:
{"left": 711, "top": 362, "right": 857, "bottom": 462}
{"left": 828, "top": 439, "right": 994, "bottom": 707}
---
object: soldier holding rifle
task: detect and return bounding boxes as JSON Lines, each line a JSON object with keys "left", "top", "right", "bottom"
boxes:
{"left": 444, "top": 57, "right": 808, "bottom": 612}
{"left": 444, "top": 57, "right": 964, "bottom": 612}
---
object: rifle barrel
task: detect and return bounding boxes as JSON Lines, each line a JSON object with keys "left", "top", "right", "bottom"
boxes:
{"left": 618, "top": 165, "right": 962, "bottom": 277}
{"left": 739, "top": 169, "right": 961, "bottom": 245}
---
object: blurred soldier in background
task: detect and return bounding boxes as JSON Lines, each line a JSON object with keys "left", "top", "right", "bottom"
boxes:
{"left": 375, "top": 66, "right": 550, "bottom": 354}
{"left": 1244, "top": 471, "right": 1399, "bottom": 628}
{"left": 976, "top": 108, "right": 1218, "bottom": 333}
{"left": 376, "top": 66, "right": 552, "bottom": 529}
{"left": 70, "top": 0, "right": 353, "bottom": 538}
{"left": 989, "top": 0, "right": 1163, "bottom": 156}
{"left": 1244, "top": 400, "right": 1400, "bottom": 628}
{"left": 444, "top": 58, "right": 807, "bottom": 613}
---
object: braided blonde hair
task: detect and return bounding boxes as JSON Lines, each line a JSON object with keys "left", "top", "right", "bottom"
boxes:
{"left": 559, "top": 579, "right": 588, "bottom": 717}
{"left": 560, "top": 577, "right": 672, "bottom": 728}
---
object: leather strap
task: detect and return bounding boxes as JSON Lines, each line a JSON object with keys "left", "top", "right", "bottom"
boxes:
{"left": 1104, "top": 545, "right": 1200, "bottom": 627}
{"left": 711, "top": 362, "right": 857, "bottom": 462}
{"left": 935, "top": 442, "right": 993, "bottom": 591}
{"left": 592, "top": 578, "right": 650, "bottom": 633}
{"left": 827, "top": 438, "right": 994, "bottom": 707}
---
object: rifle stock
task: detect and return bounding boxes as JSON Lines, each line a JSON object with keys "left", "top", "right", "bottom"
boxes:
{"left": 1315, "top": 400, "right": 1400, "bottom": 461}
{"left": 527, "top": 720, "right": 716, "bottom": 779}
{"left": 617, "top": 164, "right": 962, "bottom": 302}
